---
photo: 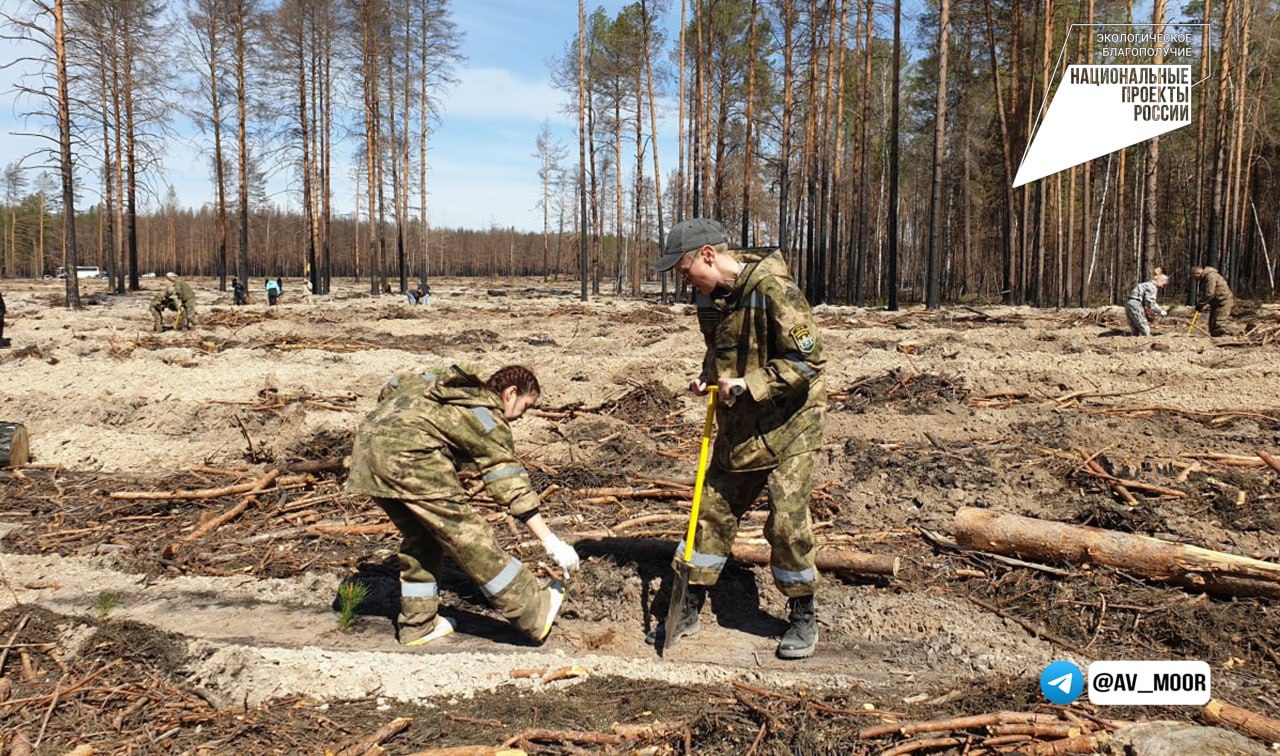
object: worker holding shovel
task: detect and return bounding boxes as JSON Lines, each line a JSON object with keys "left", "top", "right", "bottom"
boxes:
{"left": 649, "top": 218, "right": 827, "bottom": 660}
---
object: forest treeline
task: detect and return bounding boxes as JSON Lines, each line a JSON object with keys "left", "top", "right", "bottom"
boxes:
{"left": 1, "top": 0, "right": 1276, "bottom": 308}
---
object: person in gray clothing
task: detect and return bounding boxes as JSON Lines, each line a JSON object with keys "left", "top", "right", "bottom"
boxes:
{"left": 1124, "top": 269, "right": 1169, "bottom": 336}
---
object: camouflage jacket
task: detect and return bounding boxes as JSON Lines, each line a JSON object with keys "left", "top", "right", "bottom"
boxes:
{"left": 345, "top": 366, "right": 541, "bottom": 517}
{"left": 174, "top": 279, "right": 196, "bottom": 306}
{"left": 152, "top": 281, "right": 176, "bottom": 306}
{"left": 695, "top": 249, "right": 825, "bottom": 471}
{"left": 1196, "top": 267, "right": 1232, "bottom": 307}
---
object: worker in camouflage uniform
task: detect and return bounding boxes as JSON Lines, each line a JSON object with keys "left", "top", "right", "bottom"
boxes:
{"left": 1193, "top": 265, "right": 1234, "bottom": 336}
{"left": 346, "top": 365, "right": 579, "bottom": 646}
{"left": 1124, "top": 269, "right": 1169, "bottom": 336}
{"left": 150, "top": 273, "right": 197, "bottom": 331}
{"left": 648, "top": 218, "right": 826, "bottom": 659}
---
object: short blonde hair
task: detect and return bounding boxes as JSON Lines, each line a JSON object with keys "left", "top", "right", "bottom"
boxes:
{"left": 1154, "top": 273, "right": 1169, "bottom": 286}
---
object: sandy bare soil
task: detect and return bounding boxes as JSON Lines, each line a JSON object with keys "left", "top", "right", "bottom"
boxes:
{"left": 1, "top": 276, "right": 1279, "bottom": 754}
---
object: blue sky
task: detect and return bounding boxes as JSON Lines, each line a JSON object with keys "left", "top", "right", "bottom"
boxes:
{"left": 1, "top": 0, "right": 1193, "bottom": 232}
{"left": 0, "top": 0, "right": 674, "bottom": 232}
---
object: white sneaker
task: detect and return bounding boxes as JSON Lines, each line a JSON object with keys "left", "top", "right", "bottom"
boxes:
{"left": 538, "top": 581, "right": 566, "bottom": 642}
{"left": 403, "top": 616, "right": 455, "bottom": 646}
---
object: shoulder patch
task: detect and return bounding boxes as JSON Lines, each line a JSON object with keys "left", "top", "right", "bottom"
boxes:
{"left": 790, "top": 324, "right": 816, "bottom": 354}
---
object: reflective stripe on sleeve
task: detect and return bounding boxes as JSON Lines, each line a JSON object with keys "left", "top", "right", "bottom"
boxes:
{"left": 470, "top": 406, "right": 497, "bottom": 433}
{"left": 401, "top": 581, "right": 438, "bottom": 598}
{"left": 771, "top": 564, "right": 817, "bottom": 584}
{"left": 480, "top": 557, "right": 523, "bottom": 598}
{"left": 483, "top": 465, "right": 526, "bottom": 483}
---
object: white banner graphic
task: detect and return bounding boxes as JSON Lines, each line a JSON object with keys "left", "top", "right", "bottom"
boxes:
{"left": 1013, "top": 65, "right": 1191, "bottom": 188}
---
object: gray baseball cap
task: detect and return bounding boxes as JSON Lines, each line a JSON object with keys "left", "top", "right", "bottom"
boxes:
{"left": 654, "top": 218, "right": 729, "bottom": 272}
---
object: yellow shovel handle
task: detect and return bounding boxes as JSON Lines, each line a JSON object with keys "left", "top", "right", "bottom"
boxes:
{"left": 681, "top": 386, "right": 718, "bottom": 562}
{"left": 1187, "top": 310, "right": 1199, "bottom": 335}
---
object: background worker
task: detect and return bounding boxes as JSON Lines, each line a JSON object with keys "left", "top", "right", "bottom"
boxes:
{"left": 648, "top": 218, "right": 826, "bottom": 660}
{"left": 232, "top": 276, "right": 248, "bottom": 305}
{"left": 152, "top": 273, "right": 197, "bottom": 330}
{"left": 265, "top": 276, "right": 281, "bottom": 306}
{"left": 345, "top": 364, "right": 579, "bottom": 646}
{"left": 0, "top": 289, "right": 8, "bottom": 347}
{"left": 1124, "top": 269, "right": 1169, "bottom": 336}
{"left": 1193, "top": 265, "right": 1234, "bottom": 336}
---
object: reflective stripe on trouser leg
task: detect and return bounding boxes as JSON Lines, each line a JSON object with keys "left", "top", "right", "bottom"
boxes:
{"left": 678, "top": 462, "right": 770, "bottom": 586}
{"left": 764, "top": 451, "right": 819, "bottom": 597}
{"left": 374, "top": 498, "right": 444, "bottom": 642}
{"left": 402, "top": 498, "right": 548, "bottom": 640}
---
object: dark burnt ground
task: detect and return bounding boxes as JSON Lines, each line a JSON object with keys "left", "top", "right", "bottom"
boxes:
{"left": 0, "top": 604, "right": 1244, "bottom": 755}
{"left": 3, "top": 360, "right": 1280, "bottom": 752}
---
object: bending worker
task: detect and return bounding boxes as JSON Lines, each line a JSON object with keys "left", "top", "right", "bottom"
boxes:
{"left": 1124, "top": 268, "right": 1169, "bottom": 336}
{"left": 649, "top": 218, "right": 826, "bottom": 660}
{"left": 1193, "top": 265, "right": 1234, "bottom": 336}
{"left": 150, "top": 272, "right": 197, "bottom": 331}
{"left": 345, "top": 365, "right": 579, "bottom": 646}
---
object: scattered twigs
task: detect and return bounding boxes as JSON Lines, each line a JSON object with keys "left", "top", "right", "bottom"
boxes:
{"left": 1075, "top": 450, "right": 1185, "bottom": 499}
{"left": 0, "top": 613, "right": 31, "bottom": 674}
{"left": 967, "top": 597, "right": 1084, "bottom": 652}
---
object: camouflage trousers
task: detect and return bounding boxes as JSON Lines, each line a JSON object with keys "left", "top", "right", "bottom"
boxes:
{"left": 373, "top": 497, "right": 550, "bottom": 643}
{"left": 674, "top": 450, "right": 819, "bottom": 598}
{"left": 151, "top": 298, "right": 176, "bottom": 330}
{"left": 1209, "top": 296, "right": 1233, "bottom": 337}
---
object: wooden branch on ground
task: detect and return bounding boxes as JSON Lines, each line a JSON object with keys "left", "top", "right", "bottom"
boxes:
{"left": 1016, "top": 732, "right": 1113, "bottom": 755}
{"left": 332, "top": 716, "right": 412, "bottom": 756}
{"left": 109, "top": 469, "right": 294, "bottom": 500}
{"left": 859, "top": 711, "right": 1064, "bottom": 739}
{"left": 954, "top": 507, "right": 1280, "bottom": 599}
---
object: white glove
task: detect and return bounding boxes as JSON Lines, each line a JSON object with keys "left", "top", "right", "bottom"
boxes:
{"left": 542, "top": 534, "right": 581, "bottom": 578}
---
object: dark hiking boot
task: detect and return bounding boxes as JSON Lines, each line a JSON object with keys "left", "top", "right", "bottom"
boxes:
{"left": 776, "top": 595, "right": 817, "bottom": 659}
{"left": 645, "top": 585, "right": 706, "bottom": 646}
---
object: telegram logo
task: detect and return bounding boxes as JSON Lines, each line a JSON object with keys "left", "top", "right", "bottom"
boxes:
{"left": 1040, "top": 660, "right": 1084, "bottom": 704}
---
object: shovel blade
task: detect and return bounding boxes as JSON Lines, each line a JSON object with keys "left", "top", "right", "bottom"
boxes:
{"left": 661, "top": 561, "right": 694, "bottom": 657}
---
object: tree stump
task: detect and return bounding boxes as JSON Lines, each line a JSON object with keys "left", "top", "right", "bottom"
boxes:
{"left": 0, "top": 422, "right": 29, "bottom": 468}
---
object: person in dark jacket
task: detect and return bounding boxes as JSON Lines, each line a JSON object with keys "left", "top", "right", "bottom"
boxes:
{"left": 1193, "top": 266, "right": 1234, "bottom": 336}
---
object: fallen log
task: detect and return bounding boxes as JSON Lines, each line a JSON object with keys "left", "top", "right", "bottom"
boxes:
{"left": 1203, "top": 698, "right": 1280, "bottom": 743}
{"left": 730, "top": 542, "right": 900, "bottom": 578}
{"left": 954, "top": 508, "right": 1280, "bottom": 599}
{"left": 0, "top": 421, "right": 29, "bottom": 468}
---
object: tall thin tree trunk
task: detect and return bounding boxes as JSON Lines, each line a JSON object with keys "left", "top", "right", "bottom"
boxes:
{"left": 887, "top": 0, "right": 901, "bottom": 310}
{"left": 926, "top": 0, "right": 950, "bottom": 309}
{"left": 577, "top": 0, "right": 589, "bottom": 301}
{"left": 1140, "top": 0, "right": 1165, "bottom": 280}
{"left": 55, "top": 0, "right": 79, "bottom": 308}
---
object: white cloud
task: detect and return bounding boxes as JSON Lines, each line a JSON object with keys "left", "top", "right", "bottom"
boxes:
{"left": 442, "top": 66, "right": 572, "bottom": 125}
